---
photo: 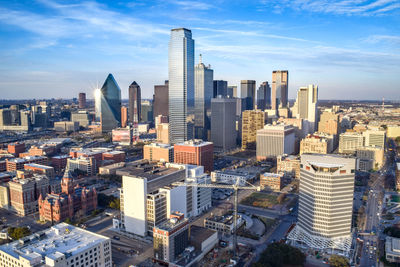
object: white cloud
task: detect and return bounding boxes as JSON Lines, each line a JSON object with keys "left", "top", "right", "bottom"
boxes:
{"left": 170, "top": 1, "right": 214, "bottom": 10}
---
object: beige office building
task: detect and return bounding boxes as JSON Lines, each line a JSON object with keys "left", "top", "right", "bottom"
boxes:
{"left": 256, "top": 124, "right": 295, "bottom": 160}
{"left": 241, "top": 110, "right": 267, "bottom": 150}
{"left": 271, "top": 70, "right": 289, "bottom": 110}
{"left": 356, "top": 146, "right": 384, "bottom": 171}
{"left": 157, "top": 123, "right": 170, "bottom": 144}
{"left": 143, "top": 143, "right": 174, "bottom": 163}
{"left": 338, "top": 131, "right": 364, "bottom": 154}
{"left": 363, "top": 130, "right": 386, "bottom": 149}
{"left": 277, "top": 155, "right": 301, "bottom": 179}
{"left": 300, "top": 134, "right": 330, "bottom": 155}
{"left": 318, "top": 111, "right": 339, "bottom": 136}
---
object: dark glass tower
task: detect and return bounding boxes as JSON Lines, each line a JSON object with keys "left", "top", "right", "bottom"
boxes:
{"left": 96, "top": 74, "right": 121, "bottom": 132}
{"left": 129, "top": 81, "right": 141, "bottom": 124}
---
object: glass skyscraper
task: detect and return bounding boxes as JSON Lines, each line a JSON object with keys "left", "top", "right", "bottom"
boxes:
{"left": 95, "top": 73, "right": 121, "bottom": 132}
{"left": 194, "top": 55, "right": 213, "bottom": 140}
{"left": 168, "top": 28, "right": 194, "bottom": 144}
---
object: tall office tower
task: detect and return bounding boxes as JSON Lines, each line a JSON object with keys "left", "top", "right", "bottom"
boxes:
{"left": 141, "top": 100, "right": 153, "bottom": 123}
{"left": 121, "top": 106, "right": 128, "bottom": 128}
{"left": 95, "top": 73, "right": 121, "bottom": 132}
{"left": 240, "top": 80, "right": 256, "bottom": 110}
{"left": 195, "top": 56, "right": 214, "bottom": 140}
{"left": 213, "top": 80, "right": 228, "bottom": 97}
{"left": 293, "top": 84, "right": 318, "bottom": 133}
{"left": 288, "top": 154, "right": 355, "bottom": 254}
{"left": 256, "top": 81, "right": 271, "bottom": 110}
{"left": 318, "top": 111, "right": 340, "bottom": 136}
{"left": 228, "top": 85, "right": 237, "bottom": 98}
{"left": 256, "top": 124, "right": 295, "bottom": 160}
{"left": 154, "top": 81, "right": 169, "bottom": 118}
{"left": 78, "top": 93, "right": 86, "bottom": 109}
{"left": 168, "top": 28, "right": 194, "bottom": 144}
{"left": 242, "top": 110, "right": 267, "bottom": 150}
{"left": 211, "top": 97, "right": 237, "bottom": 152}
{"left": 129, "top": 81, "right": 141, "bottom": 124}
{"left": 271, "top": 70, "right": 289, "bottom": 110}
{"left": 174, "top": 140, "right": 214, "bottom": 172}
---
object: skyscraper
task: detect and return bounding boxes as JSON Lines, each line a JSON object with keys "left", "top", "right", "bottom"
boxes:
{"left": 78, "top": 93, "right": 86, "bottom": 109}
{"left": 95, "top": 74, "right": 121, "bottom": 132}
{"left": 154, "top": 81, "right": 169, "bottom": 119}
{"left": 129, "top": 81, "right": 141, "bottom": 124}
{"left": 240, "top": 80, "right": 256, "bottom": 110}
{"left": 168, "top": 28, "right": 194, "bottom": 144}
{"left": 211, "top": 97, "right": 237, "bottom": 152}
{"left": 293, "top": 84, "right": 318, "bottom": 133}
{"left": 271, "top": 70, "right": 289, "bottom": 110}
{"left": 256, "top": 81, "right": 271, "bottom": 110}
{"left": 121, "top": 106, "right": 128, "bottom": 128}
{"left": 213, "top": 80, "right": 228, "bottom": 98}
{"left": 288, "top": 154, "right": 355, "bottom": 254}
{"left": 194, "top": 55, "right": 213, "bottom": 140}
{"left": 227, "top": 85, "right": 237, "bottom": 98}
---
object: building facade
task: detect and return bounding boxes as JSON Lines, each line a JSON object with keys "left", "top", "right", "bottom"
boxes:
{"left": 153, "top": 81, "right": 169, "bottom": 119}
{"left": 260, "top": 172, "right": 284, "bottom": 191}
{"left": 256, "top": 81, "right": 271, "bottom": 110}
{"left": 143, "top": 143, "right": 174, "bottom": 163}
{"left": 174, "top": 140, "right": 213, "bottom": 172}
{"left": 78, "top": 92, "right": 86, "bottom": 109}
{"left": 129, "top": 81, "right": 141, "bottom": 124}
{"left": 271, "top": 70, "right": 289, "bottom": 110}
{"left": 256, "top": 124, "right": 295, "bottom": 160}
{"left": 240, "top": 80, "right": 256, "bottom": 110}
{"left": 211, "top": 97, "right": 237, "bottom": 152}
{"left": 277, "top": 155, "right": 301, "bottom": 179}
{"left": 241, "top": 110, "right": 267, "bottom": 150}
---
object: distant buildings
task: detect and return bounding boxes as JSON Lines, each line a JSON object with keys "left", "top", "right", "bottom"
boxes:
{"left": 71, "top": 111, "right": 92, "bottom": 128}
{"left": 0, "top": 223, "right": 111, "bottom": 267}
{"left": 240, "top": 80, "right": 256, "bottom": 110}
{"left": 211, "top": 97, "right": 237, "bottom": 152}
{"left": 194, "top": 56, "right": 213, "bottom": 140}
{"left": 141, "top": 100, "right": 153, "bottom": 123}
{"left": 6, "top": 156, "right": 47, "bottom": 172}
{"left": 227, "top": 85, "right": 237, "bottom": 98}
{"left": 174, "top": 140, "right": 213, "bottom": 172}
{"left": 153, "top": 81, "right": 169, "bottom": 118}
{"left": 54, "top": 121, "right": 79, "bottom": 132}
{"left": 121, "top": 106, "right": 128, "bottom": 128}
{"left": 288, "top": 154, "right": 355, "bottom": 254}
{"left": 169, "top": 28, "right": 194, "bottom": 144}
{"left": 129, "top": 81, "right": 141, "bottom": 124}
{"left": 256, "top": 124, "right": 295, "bottom": 160}
{"left": 318, "top": 111, "right": 340, "bottom": 136}
{"left": 271, "top": 70, "right": 288, "bottom": 110}
{"left": 143, "top": 143, "right": 174, "bottom": 163}
{"left": 112, "top": 127, "right": 134, "bottom": 146}
{"left": 95, "top": 74, "right": 122, "bottom": 132}
{"left": 7, "top": 142, "right": 25, "bottom": 157}
{"left": 387, "top": 125, "right": 400, "bottom": 139}
{"left": 242, "top": 110, "right": 267, "bottom": 150}
{"left": 78, "top": 92, "right": 86, "bottom": 109}
{"left": 257, "top": 81, "right": 271, "bottom": 110}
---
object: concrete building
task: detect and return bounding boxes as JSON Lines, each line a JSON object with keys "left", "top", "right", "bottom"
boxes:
{"left": 129, "top": 81, "right": 141, "bottom": 124}
{"left": 318, "top": 111, "right": 339, "bottom": 136}
{"left": 174, "top": 140, "right": 213, "bottom": 172}
{"left": 277, "top": 154, "right": 301, "bottom": 179}
{"left": 211, "top": 170, "right": 256, "bottom": 186}
{"left": 288, "top": 154, "right": 356, "bottom": 254}
{"left": 78, "top": 92, "right": 86, "bottom": 109}
{"left": 386, "top": 237, "right": 400, "bottom": 263}
{"left": 356, "top": 146, "right": 384, "bottom": 171}
{"left": 240, "top": 80, "right": 256, "bottom": 110}
{"left": 71, "top": 111, "right": 91, "bottom": 128}
{"left": 153, "top": 212, "right": 189, "bottom": 263}
{"left": 54, "top": 121, "right": 79, "bottom": 132}
{"left": 194, "top": 57, "right": 213, "bottom": 140}
{"left": 300, "top": 134, "right": 332, "bottom": 155}
{"left": 338, "top": 131, "right": 364, "bottom": 154}
{"left": 387, "top": 125, "right": 400, "bottom": 139}
{"left": 256, "top": 81, "right": 271, "bottom": 110}
{"left": 256, "top": 124, "right": 295, "bottom": 160}
{"left": 143, "top": 143, "right": 174, "bottom": 163}
{"left": 169, "top": 28, "right": 194, "bottom": 144}
{"left": 204, "top": 213, "right": 243, "bottom": 234}
{"left": 153, "top": 81, "right": 169, "bottom": 119}
{"left": 156, "top": 123, "right": 170, "bottom": 144}
{"left": 8, "top": 175, "right": 50, "bottom": 216}
{"left": 66, "top": 157, "right": 96, "bottom": 176}
{"left": 228, "top": 85, "right": 237, "bottom": 98}
{"left": 0, "top": 223, "right": 112, "bottom": 267}
{"left": 271, "top": 70, "right": 289, "bottom": 110}
{"left": 293, "top": 84, "right": 318, "bottom": 133}
{"left": 241, "top": 110, "right": 267, "bottom": 150}
{"left": 211, "top": 97, "right": 237, "bottom": 152}
{"left": 260, "top": 172, "right": 284, "bottom": 191}
{"left": 363, "top": 130, "right": 386, "bottom": 149}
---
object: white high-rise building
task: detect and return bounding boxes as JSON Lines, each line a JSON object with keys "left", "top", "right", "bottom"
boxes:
{"left": 168, "top": 28, "right": 195, "bottom": 144}
{"left": 293, "top": 84, "right": 318, "bottom": 133}
{"left": 288, "top": 154, "right": 355, "bottom": 255}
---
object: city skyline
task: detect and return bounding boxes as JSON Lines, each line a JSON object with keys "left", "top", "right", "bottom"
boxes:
{"left": 0, "top": 0, "right": 399, "bottom": 100}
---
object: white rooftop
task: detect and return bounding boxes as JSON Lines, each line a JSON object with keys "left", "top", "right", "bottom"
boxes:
{"left": 0, "top": 223, "right": 109, "bottom": 263}
{"left": 175, "top": 139, "right": 213, "bottom": 147}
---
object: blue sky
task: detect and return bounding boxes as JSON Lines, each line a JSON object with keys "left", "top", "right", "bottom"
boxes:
{"left": 0, "top": 0, "right": 399, "bottom": 100}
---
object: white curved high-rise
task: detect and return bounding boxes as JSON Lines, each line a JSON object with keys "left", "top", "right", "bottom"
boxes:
{"left": 168, "top": 28, "right": 194, "bottom": 144}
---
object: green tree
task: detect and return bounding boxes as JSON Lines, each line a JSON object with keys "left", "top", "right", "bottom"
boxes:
{"left": 109, "top": 198, "right": 120, "bottom": 210}
{"left": 64, "top": 218, "right": 73, "bottom": 225}
{"left": 8, "top": 227, "right": 31, "bottom": 240}
{"left": 329, "top": 255, "right": 349, "bottom": 267}
{"left": 253, "top": 242, "right": 306, "bottom": 267}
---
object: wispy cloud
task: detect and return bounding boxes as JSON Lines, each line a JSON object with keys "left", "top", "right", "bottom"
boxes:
{"left": 259, "top": 0, "right": 400, "bottom": 15}
{"left": 170, "top": 0, "right": 214, "bottom": 10}
{"left": 366, "top": 34, "right": 400, "bottom": 44}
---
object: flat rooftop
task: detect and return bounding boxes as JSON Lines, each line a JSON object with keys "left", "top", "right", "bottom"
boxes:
{"left": 175, "top": 139, "right": 213, "bottom": 147}
{"left": 7, "top": 156, "right": 46, "bottom": 163}
{"left": 0, "top": 223, "right": 109, "bottom": 263}
{"left": 24, "top": 163, "right": 53, "bottom": 169}
{"left": 117, "top": 161, "right": 181, "bottom": 181}
{"left": 189, "top": 225, "right": 217, "bottom": 244}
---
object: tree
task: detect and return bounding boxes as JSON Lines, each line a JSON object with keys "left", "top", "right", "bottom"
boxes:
{"left": 8, "top": 227, "right": 31, "bottom": 240}
{"left": 329, "top": 255, "right": 349, "bottom": 267}
{"left": 64, "top": 218, "right": 73, "bottom": 225}
{"left": 277, "top": 193, "right": 286, "bottom": 204}
{"left": 109, "top": 198, "right": 120, "bottom": 210}
{"left": 254, "top": 242, "right": 306, "bottom": 267}
{"left": 395, "top": 136, "right": 400, "bottom": 144}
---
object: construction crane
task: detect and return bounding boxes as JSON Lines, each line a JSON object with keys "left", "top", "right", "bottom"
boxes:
{"left": 172, "top": 177, "right": 260, "bottom": 258}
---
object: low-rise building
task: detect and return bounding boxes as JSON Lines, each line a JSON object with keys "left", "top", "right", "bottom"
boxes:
{"left": 356, "top": 146, "right": 384, "bottom": 171}
{"left": 174, "top": 140, "right": 214, "bottom": 172}
{"left": 6, "top": 156, "right": 47, "bottom": 172}
{"left": 24, "top": 163, "right": 55, "bottom": 178}
{"left": 210, "top": 169, "right": 256, "bottom": 186}
{"left": 387, "top": 125, "right": 400, "bottom": 139}
{"left": 143, "top": 143, "right": 174, "bottom": 163}
{"left": 300, "top": 134, "right": 332, "bottom": 155}
{"left": 54, "top": 121, "right": 79, "bottom": 132}
{"left": 339, "top": 131, "right": 364, "bottom": 154}
{"left": 386, "top": 236, "right": 400, "bottom": 263}
{"left": 277, "top": 154, "right": 301, "bottom": 179}
{"left": 0, "top": 223, "right": 112, "bottom": 267}
{"left": 7, "top": 142, "right": 25, "bottom": 156}
{"left": 260, "top": 172, "right": 284, "bottom": 191}
{"left": 204, "top": 213, "right": 243, "bottom": 234}
{"left": 51, "top": 155, "right": 70, "bottom": 173}
{"left": 66, "top": 157, "right": 97, "bottom": 176}
{"left": 102, "top": 151, "right": 125, "bottom": 163}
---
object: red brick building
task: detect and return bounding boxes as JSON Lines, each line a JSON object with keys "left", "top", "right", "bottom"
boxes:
{"left": 6, "top": 156, "right": 48, "bottom": 172}
{"left": 7, "top": 143, "right": 25, "bottom": 157}
{"left": 174, "top": 140, "right": 214, "bottom": 172}
{"left": 38, "top": 170, "right": 97, "bottom": 223}
{"left": 51, "top": 155, "right": 70, "bottom": 173}
{"left": 102, "top": 151, "right": 126, "bottom": 163}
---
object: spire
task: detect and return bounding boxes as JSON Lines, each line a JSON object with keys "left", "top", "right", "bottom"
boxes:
{"left": 199, "top": 54, "right": 202, "bottom": 64}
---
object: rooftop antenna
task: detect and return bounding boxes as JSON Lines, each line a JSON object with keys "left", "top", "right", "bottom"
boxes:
{"left": 199, "top": 54, "right": 202, "bottom": 64}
